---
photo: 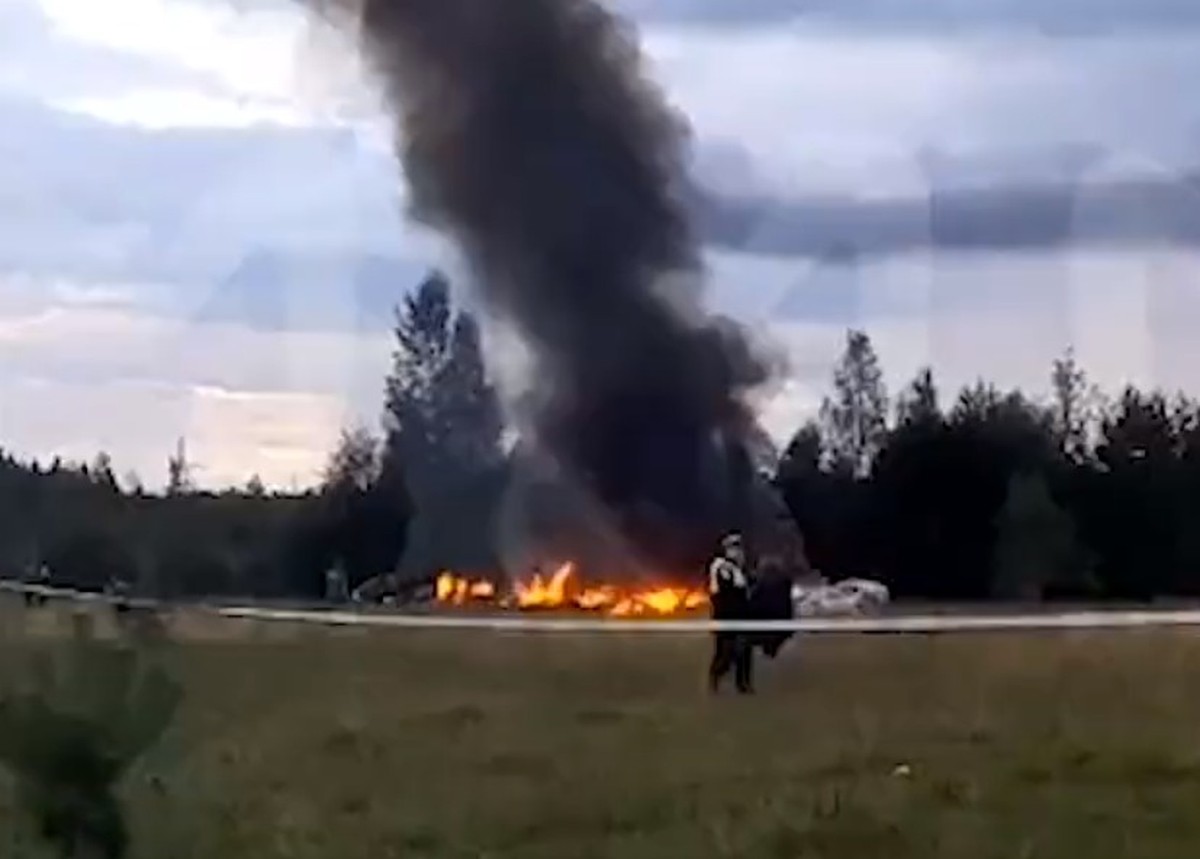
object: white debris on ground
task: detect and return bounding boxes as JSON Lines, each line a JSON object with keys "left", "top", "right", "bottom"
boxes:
{"left": 791, "top": 577, "right": 890, "bottom": 617}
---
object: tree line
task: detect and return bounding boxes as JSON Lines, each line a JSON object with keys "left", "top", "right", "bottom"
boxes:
{"left": 0, "top": 270, "right": 501, "bottom": 599}
{"left": 2, "top": 270, "right": 1198, "bottom": 603}
{"left": 779, "top": 330, "right": 1200, "bottom": 601}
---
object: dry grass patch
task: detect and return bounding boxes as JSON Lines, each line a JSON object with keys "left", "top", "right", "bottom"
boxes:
{"left": 3, "top": 603, "right": 1200, "bottom": 858}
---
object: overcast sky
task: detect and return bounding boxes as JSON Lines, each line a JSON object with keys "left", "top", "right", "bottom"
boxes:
{"left": 1, "top": 0, "right": 1198, "bottom": 488}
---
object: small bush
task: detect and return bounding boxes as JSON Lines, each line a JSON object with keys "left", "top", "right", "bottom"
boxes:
{"left": 0, "top": 614, "right": 182, "bottom": 859}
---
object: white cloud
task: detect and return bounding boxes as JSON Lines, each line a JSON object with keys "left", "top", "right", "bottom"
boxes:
{"left": 60, "top": 88, "right": 312, "bottom": 128}
{"left": 0, "top": 375, "right": 345, "bottom": 489}
{"left": 0, "top": 0, "right": 222, "bottom": 102}
{"left": 184, "top": 385, "right": 347, "bottom": 487}
{"left": 0, "top": 297, "right": 390, "bottom": 487}
{"left": 38, "top": 0, "right": 307, "bottom": 100}
{"left": 0, "top": 302, "right": 389, "bottom": 399}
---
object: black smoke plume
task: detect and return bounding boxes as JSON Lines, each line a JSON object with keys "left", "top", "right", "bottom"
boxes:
{"left": 319, "top": 0, "right": 774, "bottom": 573}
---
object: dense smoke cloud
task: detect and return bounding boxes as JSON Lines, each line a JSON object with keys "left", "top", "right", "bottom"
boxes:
{"left": 315, "top": 0, "right": 773, "bottom": 571}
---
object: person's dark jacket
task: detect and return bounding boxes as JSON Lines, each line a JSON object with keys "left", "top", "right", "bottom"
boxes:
{"left": 708, "top": 556, "right": 750, "bottom": 620}
{"left": 747, "top": 566, "right": 795, "bottom": 658}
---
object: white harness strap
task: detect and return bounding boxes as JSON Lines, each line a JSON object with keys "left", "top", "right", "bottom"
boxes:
{"left": 708, "top": 557, "right": 747, "bottom": 595}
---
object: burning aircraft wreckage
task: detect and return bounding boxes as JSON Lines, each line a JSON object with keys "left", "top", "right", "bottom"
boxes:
{"left": 314, "top": 0, "right": 889, "bottom": 627}
{"left": 356, "top": 560, "right": 890, "bottom": 620}
{"left": 434, "top": 563, "right": 709, "bottom": 617}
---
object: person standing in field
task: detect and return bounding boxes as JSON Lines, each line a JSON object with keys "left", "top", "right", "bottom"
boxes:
{"left": 707, "top": 531, "right": 754, "bottom": 694}
{"left": 105, "top": 575, "right": 131, "bottom": 615}
{"left": 325, "top": 561, "right": 349, "bottom": 604}
{"left": 23, "top": 561, "right": 51, "bottom": 607}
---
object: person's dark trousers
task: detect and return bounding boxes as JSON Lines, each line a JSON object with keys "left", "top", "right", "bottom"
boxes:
{"left": 709, "top": 631, "right": 736, "bottom": 691}
{"left": 733, "top": 634, "right": 754, "bottom": 694}
{"left": 709, "top": 631, "right": 755, "bottom": 694}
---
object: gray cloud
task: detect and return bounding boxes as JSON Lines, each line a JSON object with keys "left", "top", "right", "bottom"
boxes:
{"left": 0, "top": 94, "right": 426, "bottom": 288}
{"left": 4, "top": 90, "right": 1199, "bottom": 331}
{"left": 693, "top": 171, "right": 1200, "bottom": 259}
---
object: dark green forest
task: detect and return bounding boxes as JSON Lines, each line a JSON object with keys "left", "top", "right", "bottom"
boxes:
{"left": 4, "top": 270, "right": 1198, "bottom": 603}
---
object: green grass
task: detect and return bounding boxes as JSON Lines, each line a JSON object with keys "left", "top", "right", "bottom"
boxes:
{"left": 6, "top": 604, "right": 1200, "bottom": 858}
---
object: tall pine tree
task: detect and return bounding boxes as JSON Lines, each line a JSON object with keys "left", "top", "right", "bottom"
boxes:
{"left": 819, "top": 329, "right": 889, "bottom": 477}
{"left": 896, "top": 366, "right": 940, "bottom": 427}
{"left": 381, "top": 270, "right": 504, "bottom": 576}
{"left": 435, "top": 313, "right": 504, "bottom": 475}
{"left": 1050, "top": 346, "right": 1095, "bottom": 462}
{"left": 383, "top": 270, "right": 454, "bottom": 493}
{"left": 382, "top": 270, "right": 503, "bottom": 495}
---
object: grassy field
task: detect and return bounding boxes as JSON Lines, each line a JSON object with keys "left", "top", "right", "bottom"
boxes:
{"left": 4, "top": 603, "right": 1200, "bottom": 858}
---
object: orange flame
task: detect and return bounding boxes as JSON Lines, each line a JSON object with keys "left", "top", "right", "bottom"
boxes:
{"left": 436, "top": 573, "right": 496, "bottom": 604}
{"left": 434, "top": 564, "right": 707, "bottom": 617}
{"left": 514, "top": 562, "right": 575, "bottom": 608}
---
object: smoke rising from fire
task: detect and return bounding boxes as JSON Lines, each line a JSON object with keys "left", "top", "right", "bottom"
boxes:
{"left": 314, "top": 0, "right": 775, "bottom": 570}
